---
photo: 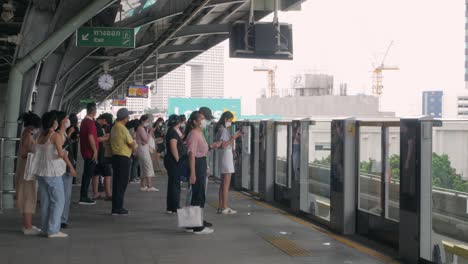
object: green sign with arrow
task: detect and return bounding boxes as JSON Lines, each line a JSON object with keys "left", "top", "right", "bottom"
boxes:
{"left": 76, "top": 27, "right": 135, "bottom": 48}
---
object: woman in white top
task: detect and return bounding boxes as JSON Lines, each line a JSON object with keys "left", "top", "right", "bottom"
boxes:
{"left": 214, "top": 111, "right": 241, "bottom": 215}
{"left": 136, "top": 114, "right": 158, "bottom": 191}
{"left": 33, "top": 111, "right": 74, "bottom": 238}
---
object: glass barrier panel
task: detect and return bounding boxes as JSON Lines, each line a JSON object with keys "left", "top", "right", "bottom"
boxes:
{"left": 306, "top": 121, "right": 331, "bottom": 221}
{"left": 242, "top": 126, "right": 252, "bottom": 189}
{"left": 275, "top": 125, "right": 288, "bottom": 187}
{"left": 358, "top": 126, "right": 383, "bottom": 216}
{"left": 431, "top": 121, "right": 468, "bottom": 263}
{"left": 386, "top": 127, "right": 400, "bottom": 222}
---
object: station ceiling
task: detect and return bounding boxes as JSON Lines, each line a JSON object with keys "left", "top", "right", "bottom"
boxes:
{"left": 0, "top": 0, "right": 304, "bottom": 113}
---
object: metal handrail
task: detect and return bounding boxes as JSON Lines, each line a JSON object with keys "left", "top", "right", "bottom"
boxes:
{"left": 0, "top": 137, "right": 20, "bottom": 212}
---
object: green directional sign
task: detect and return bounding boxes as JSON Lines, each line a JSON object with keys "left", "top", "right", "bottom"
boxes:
{"left": 80, "top": 99, "right": 96, "bottom": 105}
{"left": 76, "top": 27, "right": 135, "bottom": 48}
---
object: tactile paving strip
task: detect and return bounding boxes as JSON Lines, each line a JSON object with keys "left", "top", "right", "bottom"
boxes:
{"left": 261, "top": 235, "right": 313, "bottom": 257}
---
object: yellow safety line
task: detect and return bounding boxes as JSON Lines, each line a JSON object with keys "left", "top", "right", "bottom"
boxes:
{"left": 234, "top": 191, "right": 400, "bottom": 264}
{"left": 263, "top": 236, "right": 313, "bottom": 257}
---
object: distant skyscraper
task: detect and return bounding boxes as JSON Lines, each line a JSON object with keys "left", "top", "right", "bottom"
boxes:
{"left": 150, "top": 44, "right": 225, "bottom": 111}
{"left": 422, "top": 91, "right": 443, "bottom": 118}
{"left": 457, "top": 95, "right": 468, "bottom": 118}
{"left": 150, "top": 67, "right": 186, "bottom": 111}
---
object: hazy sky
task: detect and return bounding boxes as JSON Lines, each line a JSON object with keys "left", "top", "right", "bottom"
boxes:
{"left": 222, "top": 0, "right": 465, "bottom": 116}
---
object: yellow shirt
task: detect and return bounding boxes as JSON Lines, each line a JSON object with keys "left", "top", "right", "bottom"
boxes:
{"left": 111, "top": 122, "right": 134, "bottom": 158}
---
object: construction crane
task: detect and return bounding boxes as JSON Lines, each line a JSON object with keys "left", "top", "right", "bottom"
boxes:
{"left": 254, "top": 63, "right": 277, "bottom": 98}
{"left": 372, "top": 41, "right": 399, "bottom": 96}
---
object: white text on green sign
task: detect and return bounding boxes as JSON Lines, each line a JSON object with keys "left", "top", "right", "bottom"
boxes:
{"left": 76, "top": 27, "right": 135, "bottom": 48}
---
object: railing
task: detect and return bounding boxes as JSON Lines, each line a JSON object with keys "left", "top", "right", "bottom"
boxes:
{"left": 0, "top": 137, "right": 20, "bottom": 212}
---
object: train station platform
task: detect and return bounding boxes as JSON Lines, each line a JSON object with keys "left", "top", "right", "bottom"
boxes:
{"left": 0, "top": 174, "right": 397, "bottom": 264}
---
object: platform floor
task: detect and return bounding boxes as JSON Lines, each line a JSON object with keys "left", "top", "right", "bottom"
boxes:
{"left": 0, "top": 175, "right": 397, "bottom": 264}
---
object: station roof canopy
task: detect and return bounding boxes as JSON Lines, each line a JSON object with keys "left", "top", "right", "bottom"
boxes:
{"left": 0, "top": 0, "right": 304, "bottom": 112}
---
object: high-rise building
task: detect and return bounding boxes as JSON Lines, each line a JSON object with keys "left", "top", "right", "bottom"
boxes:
{"left": 150, "top": 67, "right": 186, "bottom": 112}
{"left": 457, "top": 96, "right": 468, "bottom": 118}
{"left": 466, "top": 0, "right": 468, "bottom": 89}
{"left": 150, "top": 44, "right": 225, "bottom": 111}
{"left": 422, "top": 91, "right": 443, "bottom": 118}
{"left": 291, "top": 73, "right": 334, "bottom": 96}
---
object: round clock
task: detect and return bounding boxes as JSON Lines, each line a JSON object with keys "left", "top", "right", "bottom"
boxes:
{"left": 98, "top": 73, "right": 114, "bottom": 91}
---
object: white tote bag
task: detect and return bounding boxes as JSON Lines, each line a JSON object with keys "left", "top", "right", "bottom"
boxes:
{"left": 23, "top": 152, "right": 36, "bottom": 181}
{"left": 177, "top": 187, "right": 203, "bottom": 228}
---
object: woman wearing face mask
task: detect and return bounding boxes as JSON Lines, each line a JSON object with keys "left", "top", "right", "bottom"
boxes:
{"left": 215, "top": 111, "right": 242, "bottom": 214}
{"left": 15, "top": 112, "right": 42, "bottom": 235}
{"left": 164, "top": 115, "right": 187, "bottom": 214}
{"left": 136, "top": 115, "right": 158, "bottom": 191}
{"left": 184, "top": 111, "right": 221, "bottom": 234}
{"left": 32, "top": 111, "right": 73, "bottom": 238}
{"left": 54, "top": 111, "right": 78, "bottom": 229}
{"left": 153, "top": 117, "right": 165, "bottom": 172}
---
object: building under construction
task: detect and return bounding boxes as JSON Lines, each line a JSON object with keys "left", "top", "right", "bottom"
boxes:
{"left": 291, "top": 73, "right": 334, "bottom": 96}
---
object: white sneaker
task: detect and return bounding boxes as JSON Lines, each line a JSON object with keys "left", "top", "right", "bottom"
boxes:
{"left": 147, "top": 187, "right": 159, "bottom": 192}
{"left": 222, "top": 208, "right": 237, "bottom": 215}
{"left": 140, "top": 187, "right": 148, "bottom": 191}
{"left": 23, "top": 226, "right": 42, "bottom": 236}
{"left": 48, "top": 232, "right": 68, "bottom": 238}
{"left": 194, "top": 227, "right": 214, "bottom": 235}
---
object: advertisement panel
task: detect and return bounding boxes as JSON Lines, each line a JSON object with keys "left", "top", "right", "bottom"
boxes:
{"left": 168, "top": 98, "right": 241, "bottom": 121}
{"left": 127, "top": 85, "right": 148, "bottom": 98}
{"left": 112, "top": 99, "right": 127, "bottom": 106}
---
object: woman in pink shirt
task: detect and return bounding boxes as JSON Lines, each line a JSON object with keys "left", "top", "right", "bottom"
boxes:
{"left": 184, "top": 111, "right": 220, "bottom": 235}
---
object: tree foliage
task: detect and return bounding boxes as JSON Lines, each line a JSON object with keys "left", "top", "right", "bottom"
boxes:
{"left": 313, "top": 153, "right": 468, "bottom": 192}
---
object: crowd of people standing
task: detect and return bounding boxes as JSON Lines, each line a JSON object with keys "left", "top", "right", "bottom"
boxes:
{"left": 14, "top": 103, "right": 242, "bottom": 237}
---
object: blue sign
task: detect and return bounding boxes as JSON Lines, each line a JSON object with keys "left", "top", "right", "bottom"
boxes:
{"left": 168, "top": 97, "right": 241, "bottom": 120}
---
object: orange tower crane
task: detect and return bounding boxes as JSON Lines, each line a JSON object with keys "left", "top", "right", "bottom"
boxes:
{"left": 372, "top": 41, "right": 399, "bottom": 96}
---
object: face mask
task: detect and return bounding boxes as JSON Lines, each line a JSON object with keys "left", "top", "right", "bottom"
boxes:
{"left": 53, "top": 123, "right": 58, "bottom": 131}
{"left": 33, "top": 128, "right": 40, "bottom": 135}
{"left": 144, "top": 122, "right": 150, "bottom": 128}
{"left": 201, "top": 120, "right": 208, "bottom": 129}
{"left": 65, "top": 120, "right": 71, "bottom": 129}
{"left": 225, "top": 122, "right": 232, "bottom": 128}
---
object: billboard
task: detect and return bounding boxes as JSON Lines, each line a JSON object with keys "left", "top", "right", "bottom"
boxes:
{"left": 127, "top": 85, "right": 148, "bottom": 98}
{"left": 168, "top": 98, "right": 241, "bottom": 121}
{"left": 112, "top": 99, "right": 127, "bottom": 106}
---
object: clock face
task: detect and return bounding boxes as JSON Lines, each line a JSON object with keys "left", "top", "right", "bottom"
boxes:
{"left": 98, "top": 74, "right": 114, "bottom": 91}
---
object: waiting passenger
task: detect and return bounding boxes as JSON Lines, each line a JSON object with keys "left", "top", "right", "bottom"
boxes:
{"left": 54, "top": 111, "right": 78, "bottom": 229}
{"left": 215, "top": 111, "right": 241, "bottom": 214}
{"left": 184, "top": 111, "right": 221, "bottom": 234}
{"left": 79, "top": 103, "right": 99, "bottom": 205}
{"left": 33, "top": 111, "right": 69, "bottom": 238}
{"left": 136, "top": 114, "right": 158, "bottom": 192}
{"left": 15, "top": 112, "right": 42, "bottom": 235}
{"left": 153, "top": 117, "right": 165, "bottom": 171}
{"left": 126, "top": 119, "right": 140, "bottom": 184}
{"left": 110, "top": 108, "right": 136, "bottom": 215}
{"left": 92, "top": 113, "right": 113, "bottom": 200}
{"left": 67, "top": 113, "right": 79, "bottom": 185}
{"left": 164, "top": 115, "right": 187, "bottom": 214}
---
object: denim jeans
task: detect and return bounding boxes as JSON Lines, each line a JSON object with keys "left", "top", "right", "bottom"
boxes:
{"left": 37, "top": 176, "right": 65, "bottom": 235}
{"left": 61, "top": 172, "right": 73, "bottom": 224}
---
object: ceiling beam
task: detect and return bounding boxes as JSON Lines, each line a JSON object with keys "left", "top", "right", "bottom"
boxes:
{"left": 101, "top": 0, "right": 212, "bottom": 103}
